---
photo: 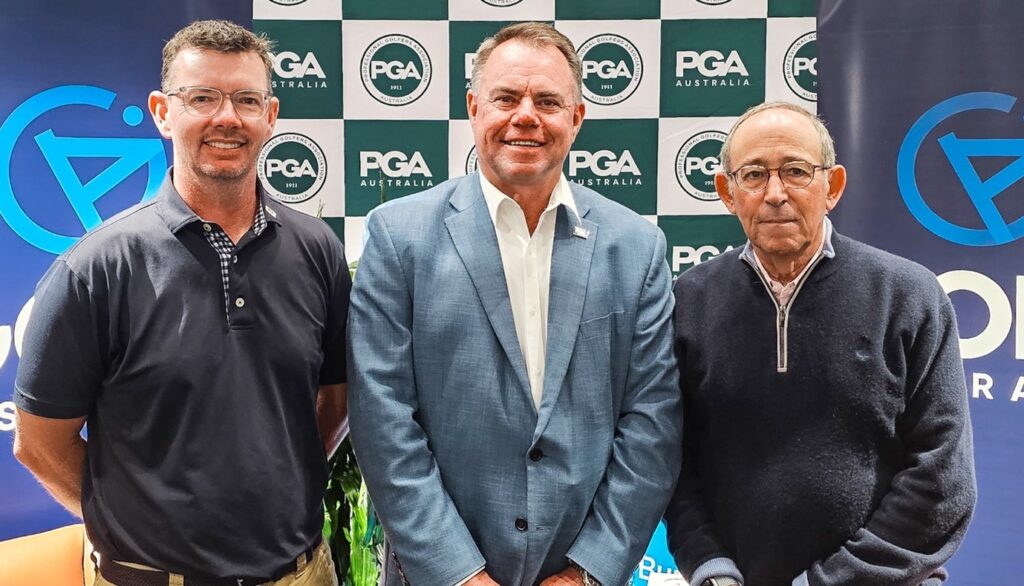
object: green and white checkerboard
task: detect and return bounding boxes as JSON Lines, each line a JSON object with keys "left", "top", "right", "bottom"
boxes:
{"left": 253, "top": 0, "right": 816, "bottom": 278}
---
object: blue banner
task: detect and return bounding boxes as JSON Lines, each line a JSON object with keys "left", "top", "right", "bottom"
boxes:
{"left": 818, "top": 1, "right": 1024, "bottom": 581}
{"left": 0, "top": 0, "right": 250, "bottom": 539}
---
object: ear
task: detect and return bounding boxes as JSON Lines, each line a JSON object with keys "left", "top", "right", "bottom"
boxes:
{"left": 824, "top": 164, "right": 847, "bottom": 212}
{"left": 571, "top": 100, "right": 586, "bottom": 140}
{"left": 148, "top": 91, "right": 173, "bottom": 139}
{"left": 715, "top": 172, "right": 737, "bottom": 214}
{"left": 467, "top": 91, "right": 478, "bottom": 121}
{"left": 266, "top": 96, "right": 280, "bottom": 131}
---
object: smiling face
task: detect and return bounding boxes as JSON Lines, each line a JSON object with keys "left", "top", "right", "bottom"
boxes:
{"left": 467, "top": 40, "right": 585, "bottom": 197}
{"left": 149, "top": 48, "right": 279, "bottom": 189}
{"left": 715, "top": 107, "right": 846, "bottom": 267}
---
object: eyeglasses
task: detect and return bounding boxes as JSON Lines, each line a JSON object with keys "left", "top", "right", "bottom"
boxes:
{"left": 726, "top": 161, "right": 829, "bottom": 193}
{"left": 166, "top": 86, "right": 272, "bottom": 119}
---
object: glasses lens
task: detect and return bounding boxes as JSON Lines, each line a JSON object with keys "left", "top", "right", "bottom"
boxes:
{"left": 181, "top": 88, "right": 222, "bottom": 116}
{"left": 779, "top": 161, "right": 816, "bottom": 189}
{"left": 737, "top": 166, "right": 769, "bottom": 191}
{"left": 231, "top": 91, "right": 267, "bottom": 118}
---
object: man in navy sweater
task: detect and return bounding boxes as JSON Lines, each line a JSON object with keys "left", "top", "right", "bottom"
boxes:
{"left": 667, "top": 102, "right": 976, "bottom": 586}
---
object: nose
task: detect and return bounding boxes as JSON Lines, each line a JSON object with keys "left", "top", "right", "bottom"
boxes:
{"left": 510, "top": 97, "right": 540, "bottom": 127}
{"left": 763, "top": 171, "right": 788, "bottom": 206}
{"left": 210, "top": 97, "right": 243, "bottom": 127}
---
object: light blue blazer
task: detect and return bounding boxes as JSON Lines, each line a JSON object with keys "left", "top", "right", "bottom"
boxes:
{"left": 348, "top": 174, "right": 682, "bottom": 586}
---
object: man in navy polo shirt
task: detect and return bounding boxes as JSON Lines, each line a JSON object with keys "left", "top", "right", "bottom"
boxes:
{"left": 12, "top": 20, "right": 348, "bottom": 586}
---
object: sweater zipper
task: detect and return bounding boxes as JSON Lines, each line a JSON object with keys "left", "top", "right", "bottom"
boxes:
{"left": 744, "top": 253, "right": 826, "bottom": 373}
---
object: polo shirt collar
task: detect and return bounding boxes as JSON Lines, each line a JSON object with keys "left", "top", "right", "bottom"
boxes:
{"left": 155, "top": 167, "right": 283, "bottom": 234}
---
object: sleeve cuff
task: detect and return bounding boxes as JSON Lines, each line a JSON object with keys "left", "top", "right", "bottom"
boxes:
{"left": 792, "top": 571, "right": 810, "bottom": 586}
{"left": 691, "top": 557, "right": 743, "bottom": 586}
{"left": 454, "top": 564, "right": 486, "bottom": 586}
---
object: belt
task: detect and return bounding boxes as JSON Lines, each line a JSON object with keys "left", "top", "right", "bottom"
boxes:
{"left": 98, "top": 534, "right": 322, "bottom": 586}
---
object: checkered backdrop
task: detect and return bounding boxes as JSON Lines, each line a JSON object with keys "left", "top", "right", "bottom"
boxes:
{"left": 252, "top": 0, "right": 816, "bottom": 281}
{"left": 252, "top": 1, "right": 815, "bottom": 582}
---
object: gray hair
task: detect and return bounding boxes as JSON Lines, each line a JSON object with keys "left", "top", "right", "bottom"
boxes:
{"left": 470, "top": 22, "right": 582, "bottom": 103}
{"left": 719, "top": 101, "right": 837, "bottom": 172}
{"left": 161, "top": 20, "right": 275, "bottom": 93}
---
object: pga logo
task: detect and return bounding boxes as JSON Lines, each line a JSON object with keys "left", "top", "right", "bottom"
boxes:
{"left": 684, "top": 155, "right": 718, "bottom": 176}
{"left": 672, "top": 244, "right": 734, "bottom": 272}
{"left": 569, "top": 150, "right": 641, "bottom": 177}
{"left": 370, "top": 61, "right": 422, "bottom": 81}
{"left": 272, "top": 51, "right": 326, "bottom": 79}
{"left": 360, "top": 151, "right": 433, "bottom": 178}
{"left": 676, "top": 50, "right": 749, "bottom": 77}
{"left": 265, "top": 158, "right": 316, "bottom": 178}
{"left": 583, "top": 60, "right": 631, "bottom": 79}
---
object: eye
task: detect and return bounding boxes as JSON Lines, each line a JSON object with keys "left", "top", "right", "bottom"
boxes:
{"left": 237, "top": 95, "right": 261, "bottom": 106}
{"left": 740, "top": 168, "right": 766, "bottom": 181}
{"left": 784, "top": 165, "right": 811, "bottom": 178}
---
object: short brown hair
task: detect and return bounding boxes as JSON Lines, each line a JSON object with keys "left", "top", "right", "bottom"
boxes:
{"left": 470, "top": 22, "right": 582, "bottom": 103}
{"left": 161, "top": 20, "right": 275, "bottom": 92}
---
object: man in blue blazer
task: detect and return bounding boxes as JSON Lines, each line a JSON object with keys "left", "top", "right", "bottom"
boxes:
{"left": 348, "top": 22, "right": 682, "bottom": 586}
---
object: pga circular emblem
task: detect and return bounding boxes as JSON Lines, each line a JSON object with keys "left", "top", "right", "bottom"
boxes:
{"left": 268, "top": 0, "right": 307, "bottom": 5}
{"left": 784, "top": 32, "right": 817, "bottom": 101}
{"left": 361, "top": 35, "right": 432, "bottom": 106}
{"left": 675, "top": 131, "right": 726, "bottom": 202}
{"left": 696, "top": 0, "right": 732, "bottom": 5}
{"left": 480, "top": 0, "right": 524, "bottom": 6}
{"left": 578, "top": 34, "right": 643, "bottom": 106}
{"left": 258, "top": 133, "right": 327, "bottom": 204}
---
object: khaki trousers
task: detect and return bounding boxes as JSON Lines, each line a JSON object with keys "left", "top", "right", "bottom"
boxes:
{"left": 93, "top": 540, "right": 338, "bottom": 586}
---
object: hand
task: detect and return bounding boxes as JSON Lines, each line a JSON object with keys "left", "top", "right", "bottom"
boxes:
{"left": 464, "top": 571, "right": 502, "bottom": 586}
{"left": 539, "top": 567, "right": 585, "bottom": 585}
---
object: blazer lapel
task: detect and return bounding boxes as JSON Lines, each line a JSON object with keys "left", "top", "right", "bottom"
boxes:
{"left": 444, "top": 177, "right": 533, "bottom": 405}
{"left": 534, "top": 199, "right": 597, "bottom": 439}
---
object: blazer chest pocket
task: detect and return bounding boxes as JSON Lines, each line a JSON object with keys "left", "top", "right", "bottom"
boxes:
{"left": 578, "top": 311, "right": 622, "bottom": 341}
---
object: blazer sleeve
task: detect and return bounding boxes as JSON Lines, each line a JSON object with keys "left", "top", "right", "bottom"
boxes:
{"left": 566, "top": 231, "right": 685, "bottom": 586}
{"left": 803, "top": 293, "right": 977, "bottom": 585}
{"left": 348, "top": 210, "right": 487, "bottom": 585}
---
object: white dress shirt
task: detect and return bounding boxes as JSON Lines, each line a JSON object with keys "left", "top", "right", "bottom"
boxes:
{"left": 479, "top": 172, "right": 578, "bottom": 410}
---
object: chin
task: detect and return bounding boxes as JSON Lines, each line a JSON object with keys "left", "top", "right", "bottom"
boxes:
{"left": 197, "top": 162, "right": 252, "bottom": 181}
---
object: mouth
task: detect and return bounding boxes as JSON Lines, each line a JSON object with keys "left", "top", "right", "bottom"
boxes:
{"left": 204, "top": 139, "right": 246, "bottom": 150}
{"left": 503, "top": 140, "right": 543, "bottom": 147}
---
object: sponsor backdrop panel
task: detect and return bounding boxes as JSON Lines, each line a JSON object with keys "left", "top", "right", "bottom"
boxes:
{"left": 555, "top": 0, "right": 660, "bottom": 20}
{"left": 659, "top": 214, "right": 746, "bottom": 275}
{"left": 659, "top": 18, "right": 767, "bottom": 117}
{"left": 449, "top": 119, "right": 478, "bottom": 177}
{"left": 344, "top": 119, "right": 449, "bottom": 216}
{"left": 343, "top": 0, "right": 447, "bottom": 21}
{"left": 258, "top": 119, "right": 344, "bottom": 218}
{"left": 0, "top": 0, "right": 252, "bottom": 539}
{"left": 253, "top": 0, "right": 342, "bottom": 21}
{"left": 565, "top": 119, "right": 659, "bottom": 215}
{"left": 341, "top": 20, "right": 449, "bottom": 120}
{"left": 765, "top": 17, "right": 816, "bottom": 106}
{"left": 657, "top": 117, "right": 733, "bottom": 216}
{"left": 662, "top": 0, "right": 767, "bottom": 20}
{"left": 558, "top": 20, "right": 661, "bottom": 120}
{"left": 819, "top": 1, "right": 1024, "bottom": 581}
{"left": 254, "top": 19, "right": 344, "bottom": 119}
{"left": 448, "top": 0, "right": 556, "bottom": 22}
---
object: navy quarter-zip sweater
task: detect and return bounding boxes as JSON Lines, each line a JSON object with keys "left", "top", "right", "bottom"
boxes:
{"left": 667, "top": 232, "right": 976, "bottom": 586}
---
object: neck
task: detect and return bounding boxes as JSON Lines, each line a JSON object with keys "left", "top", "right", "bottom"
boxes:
{"left": 484, "top": 171, "right": 559, "bottom": 235}
{"left": 174, "top": 170, "right": 258, "bottom": 243}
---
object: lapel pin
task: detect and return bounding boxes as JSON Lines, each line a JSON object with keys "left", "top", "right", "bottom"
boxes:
{"left": 573, "top": 226, "right": 590, "bottom": 239}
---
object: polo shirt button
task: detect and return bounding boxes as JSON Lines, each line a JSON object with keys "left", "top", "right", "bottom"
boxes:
{"left": 203, "top": 223, "right": 212, "bottom": 232}
{"left": 232, "top": 255, "right": 238, "bottom": 264}
{"left": 235, "top": 297, "right": 245, "bottom": 308}
{"left": 529, "top": 448, "right": 543, "bottom": 462}
{"left": 515, "top": 518, "right": 528, "bottom": 531}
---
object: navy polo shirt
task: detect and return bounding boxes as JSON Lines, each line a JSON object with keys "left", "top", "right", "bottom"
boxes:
{"left": 14, "top": 172, "right": 350, "bottom": 578}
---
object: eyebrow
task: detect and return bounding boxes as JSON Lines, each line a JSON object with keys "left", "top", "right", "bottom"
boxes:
{"left": 487, "top": 86, "right": 567, "bottom": 101}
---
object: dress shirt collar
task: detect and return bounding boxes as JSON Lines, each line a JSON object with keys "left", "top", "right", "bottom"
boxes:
{"left": 478, "top": 171, "right": 578, "bottom": 229}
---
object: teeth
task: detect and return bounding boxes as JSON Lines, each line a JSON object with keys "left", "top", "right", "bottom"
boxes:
{"left": 507, "top": 140, "right": 541, "bottom": 147}
{"left": 206, "top": 141, "right": 243, "bottom": 149}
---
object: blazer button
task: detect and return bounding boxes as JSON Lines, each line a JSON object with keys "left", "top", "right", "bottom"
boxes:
{"left": 515, "top": 518, "right": 528, "bottom": 531}
{"left": 529, "top": 448, "right": 543, "bottom": 462}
